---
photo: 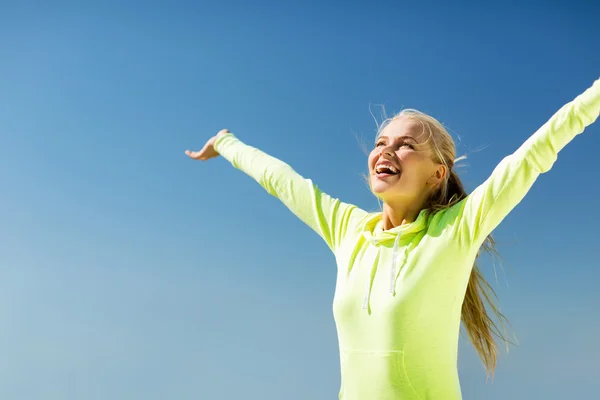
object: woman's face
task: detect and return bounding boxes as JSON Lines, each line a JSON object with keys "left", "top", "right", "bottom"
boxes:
{"left": 368, "top": 116, "right": 444, "bottom": 203}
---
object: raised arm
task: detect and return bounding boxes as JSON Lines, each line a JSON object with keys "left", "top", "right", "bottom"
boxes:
{"left": 454, "top": 78, "right": 600, "bottom": 245}
{"left": 192, "top": 132, "right": 367, "bottom": 252}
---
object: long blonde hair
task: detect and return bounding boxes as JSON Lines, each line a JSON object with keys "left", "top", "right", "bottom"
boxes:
{"left": 373, "top": 109, "right": 512, "bottom": 376}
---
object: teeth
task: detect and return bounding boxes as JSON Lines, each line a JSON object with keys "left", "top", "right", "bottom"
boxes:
{"left": 375, "top": 164, "right": 399, "bottom": 174}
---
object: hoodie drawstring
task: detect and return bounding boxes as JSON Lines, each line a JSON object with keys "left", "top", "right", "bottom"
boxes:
{"left": 359, "top": 213, "right": 427, "bottom": 313}
{"left": 388, "top": 233, "right": 402, "bottom": 294}
{"left": 361, "top": 237, "right": 379, "bottom": 312}
{"left": 391, "top": 232, "right": 425, "bottom": 295}
{"left": 362, "top": 233, "right": 407, "bottom": 312}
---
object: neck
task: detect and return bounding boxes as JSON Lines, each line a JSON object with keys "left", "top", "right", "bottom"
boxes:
{"left": 380, "top": 199, "right": 427, "bottom": 231}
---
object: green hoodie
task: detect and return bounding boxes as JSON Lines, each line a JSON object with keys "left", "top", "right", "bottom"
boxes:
{"left": 213, "top": 78, "right": 600, "bottom": 399}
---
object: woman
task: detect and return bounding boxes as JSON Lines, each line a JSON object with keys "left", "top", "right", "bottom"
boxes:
{"left": 185, "top": 78, "right": 599, "bottom": 399}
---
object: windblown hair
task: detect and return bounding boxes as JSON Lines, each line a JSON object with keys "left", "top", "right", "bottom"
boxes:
{"left": 373, "top": 109, "right": 512, "bottom": 376}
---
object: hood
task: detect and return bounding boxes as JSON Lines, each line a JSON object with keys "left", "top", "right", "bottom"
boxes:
{"left": 360, "top": 209, "right": 429, "bottom": 244}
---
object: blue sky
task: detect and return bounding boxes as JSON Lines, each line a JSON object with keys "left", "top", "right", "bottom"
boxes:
{"left": 1, "top": 1, "right": 599, "bottom": 399}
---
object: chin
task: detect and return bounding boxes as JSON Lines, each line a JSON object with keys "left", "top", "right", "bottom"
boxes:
{"left": 370, "top": 180, "right": 390, "bottom": 195}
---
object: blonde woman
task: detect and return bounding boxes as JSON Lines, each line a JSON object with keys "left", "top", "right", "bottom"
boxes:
{"left": 186, "top": 78, "right": 599, "bottom": 399}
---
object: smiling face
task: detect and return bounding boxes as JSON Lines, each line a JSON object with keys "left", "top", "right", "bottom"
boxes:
{"left": 368, "top": 116, "right": 447, "bottom": 205}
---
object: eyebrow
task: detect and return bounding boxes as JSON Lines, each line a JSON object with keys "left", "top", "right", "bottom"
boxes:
{"left": 376, "top": 135, "right": 419, "bottom": 143}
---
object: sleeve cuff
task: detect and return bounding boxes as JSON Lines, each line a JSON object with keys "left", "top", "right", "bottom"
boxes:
{"left": 213, "top": 132, "right": 238, "bottom": 153}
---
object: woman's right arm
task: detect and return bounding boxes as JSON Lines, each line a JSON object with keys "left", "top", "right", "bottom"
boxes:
{"left": 186, "top": 130, "right": 367, "bottom": 252}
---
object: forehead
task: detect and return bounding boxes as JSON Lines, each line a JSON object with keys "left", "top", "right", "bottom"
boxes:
{"left": 378, "top": 117, "right": 427, "bottom": 141}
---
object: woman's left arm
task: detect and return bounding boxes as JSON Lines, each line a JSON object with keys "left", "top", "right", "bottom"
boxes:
{"left": 455, "top": 78, "right": 600, "bottom": 245}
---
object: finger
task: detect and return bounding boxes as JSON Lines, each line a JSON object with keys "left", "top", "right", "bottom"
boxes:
{"left": 185, "top": 150, "right": 202, "bottom": 159}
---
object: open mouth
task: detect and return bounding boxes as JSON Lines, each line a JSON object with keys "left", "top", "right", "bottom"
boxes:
{"left": 374, "top": 164, "right": 400, "bottom": 178}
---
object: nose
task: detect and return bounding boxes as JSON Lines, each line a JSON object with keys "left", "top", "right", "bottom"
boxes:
{"left": 380, "top": 144, "right": 395, "bottom": 158}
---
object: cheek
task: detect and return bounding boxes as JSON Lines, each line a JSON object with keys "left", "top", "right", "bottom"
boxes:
{"left": 399, "top": 156, "right": 431, "bottom": 180}
{"left": 368, "top": 153, "right": 378, "bottom": 170}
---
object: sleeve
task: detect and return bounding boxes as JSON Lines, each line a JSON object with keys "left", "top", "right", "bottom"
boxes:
{"left": 454, "top": 77, "right": 600, "bottom": 245}
{"left": 213, "top": 133, "right": 367, "bottom": 252}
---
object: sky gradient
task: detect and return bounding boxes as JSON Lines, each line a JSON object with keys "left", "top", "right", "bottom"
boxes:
{"left": 1, "top": 1, "right": 599, "bottom": 399}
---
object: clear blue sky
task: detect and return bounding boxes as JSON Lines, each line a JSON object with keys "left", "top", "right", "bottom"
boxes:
{"left": 1, "top": 1, "right": 599, "bottom": 399}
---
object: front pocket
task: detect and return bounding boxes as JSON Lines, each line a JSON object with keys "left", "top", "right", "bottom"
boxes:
{"left": 340, "top": 350, "right": 421, "bottom": 400}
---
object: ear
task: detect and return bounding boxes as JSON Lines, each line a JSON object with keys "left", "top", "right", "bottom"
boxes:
{"left": 427, "top": 164, "right": 447, "bottom": 186}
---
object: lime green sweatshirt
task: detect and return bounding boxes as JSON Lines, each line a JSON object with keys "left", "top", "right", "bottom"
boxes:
{"left": 213, "top": 78, "right": 600, "bottom": 399}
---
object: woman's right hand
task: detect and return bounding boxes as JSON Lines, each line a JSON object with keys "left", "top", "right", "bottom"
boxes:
{"left": 185, "top": 129, "right": 231, "bottom": 161}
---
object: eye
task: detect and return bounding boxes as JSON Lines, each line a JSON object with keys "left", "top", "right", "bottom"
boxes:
{"left": 375, "top": 141, "right": 385, "bottom": 147}
{"left": 401, "top": 143, "right": 415, "bottom": 149}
